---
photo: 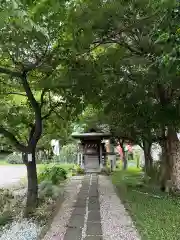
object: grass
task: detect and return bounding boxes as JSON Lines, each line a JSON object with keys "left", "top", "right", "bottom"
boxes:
{"left": 0, "top": 160, "right": 17, "bottom": 166}
{"left": 112, "top": 167, "right": 180, "bottom": 240}
{"left": 0, "top": 160, "right": 74, "bottom": 170}
{"left": 37, "top": 163, "right": 74, "bottom": 173}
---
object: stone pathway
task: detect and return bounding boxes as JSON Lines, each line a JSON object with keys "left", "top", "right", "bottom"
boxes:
{"left": 43, "top": 176, "right": 83, "bottom": 240}
{"left": 43, "top": 174, "right": 140, "bottom": 240}
{"left": 64, "top": 174, "right": 102, "bottom": 240}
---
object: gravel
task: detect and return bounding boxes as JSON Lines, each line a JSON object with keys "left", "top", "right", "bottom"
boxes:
{"left": 43, "top": 176, "right": 84, "bottom": 240}
{"left": 0, "top": 175, "right": 140, "bottom": 240}
{"left": 0, "top": 220, "right": 42, "bottom": 240}
{"left": 0, "top": 176, "right": 84, "bottom": 240}
{"left": 98, "top": 175, "right": 141, "bottom": 240}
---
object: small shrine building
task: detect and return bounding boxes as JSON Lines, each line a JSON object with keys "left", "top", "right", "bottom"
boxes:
{"left": 72, "top": 129, "right": 111, "bottom": 173}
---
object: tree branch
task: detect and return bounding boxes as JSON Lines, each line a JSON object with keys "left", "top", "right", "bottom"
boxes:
{"left": 0, "top": 66, "right": 21, "bottom": 77}
{"left": 4, "top": 92, "right": 27, "bottom": 97}
{"left": 23, "top": 42, "right": 50, "bottom": 72}
{"left": 0, "top": 127, "right": 25, "bottom": 152}
{"left": 28, "top": 124, "right": 36, "bottom": 143}
{"left": 53, "top": 110, "right": 65, "bottom": 120}
{"left": 42, "top": 102, "right": 64, "bottom": 120}
{"left": 21, "top": 72, "right": 42, "bottom": 147}
{"left": 21, "top": 72, "right": 41, "bottom": 117}
{"left": 40, "top": 89, "right": 47, "bottom": 108}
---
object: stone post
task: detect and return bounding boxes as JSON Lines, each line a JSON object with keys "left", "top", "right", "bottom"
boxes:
{"left": 100, "top": 143, "right": 103, "bottom": 170}
{"left": 77, "top": 153, "right": 80, "bottom": 165}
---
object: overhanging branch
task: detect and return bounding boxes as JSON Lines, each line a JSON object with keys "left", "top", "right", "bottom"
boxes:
{"left": 0, "top": 127, "right": 25, "bottom": 151}
{"left": 21, "top": 73, "right": 42, "bottom": 147}
{"left": 0, "top": 67, "right": 21, "bottom": 77}
{"left": 42, "top": 102, "right": 64, "bottom": 120}
{"left": 4, "top": 92, "right": 27, "bottom": 97}
{"left": 40, "top": 88, "right": 47, "bottom": 108}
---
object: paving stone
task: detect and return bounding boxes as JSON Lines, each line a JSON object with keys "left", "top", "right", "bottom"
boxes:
{"left": 88, "top": 202, "right": 100, "bottom": 210}
{"left": 89, "top": 190, "right": 98, "bottom": 197}
{"left": 88, "top": 210, "right": 101, "bottom": 222}
{"left": 84, "top": 237, "right": 103, "bottom": 240}
{"left": 79, "top": 189, "right": 89, "bottom": 194}
{"left": 81, "top": 186, "right": 89, "bottom": 191}
{"left": 64, "top": 228, "right": 82, "bottom": 240}
{"left": 91, "top": 180, "right": 98, "bottom": 184}
{"left": 90, "top": 184, "right": 98, "bottom": 188}
{"left": 68, "top": 215, "right": 84, "bottom": 228}
{"left": 74, "top": 202, "right": 86, "bottom": 208}
{"left": 86, "top": 222, "right": 102, "bottom": 235}
{"left": 89, "top": 196, "right": 99, "bottom": 204}
{"left": 89, "top": 186, "right": 98, "bottom": 191}
{"left": 84, "top": 177, "right": 90, "bottom": 182}
{"left": 72, "top": 207, "right": 86, "bottom": 216}
{"left": 91, "top": 174, "right": 98, "bottom": 179}
{"left": 76, "top": 196, "right": 87, "bottom": 202}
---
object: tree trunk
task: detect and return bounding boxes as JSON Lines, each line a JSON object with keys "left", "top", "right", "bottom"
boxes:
{"left": 143, "top": 140, "right": 153, "bottom": 175}
{"left": 160, "top": 128, "right": 180, "bottom": 192}
{"left": 160, "top": 138, "right": 170, "bottom": 191}
{"left": 136, "top": 153, "right": 140, "bottom": 168}
{"left": 117, "top": 138, "right": 127, "bottom": 170}
{"left": 167, "top": 128, "right": 180, "bottom": 192}
{"left": 24, "top": 148, "right": 38, "bottom": 216}
{"left": 122, "top": 146, "right": 127, "bottom": 170}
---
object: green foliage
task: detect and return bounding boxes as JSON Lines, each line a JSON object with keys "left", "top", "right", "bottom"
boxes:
{"left": 112, "top": 169, "right": 180, "bottom": 240}
{"left": 57, "top": 144, "right": 78, "bottom": 163}
{"left": 6, "top": 153, "right": 23, "bottom": 164}
{"left": 39, "top": 180, "right": 62, "bottom": 200}
{"left": 0, "top": 189, "right": 14, "bottom": 226}
{"left": 143, "top": 161, "right": 161, "bottom": 184}
{"left": 0, "top": 211, "right": 13, "bottom": 226}
{"left": 38, "top": 165, "right": 67, "bottom": 185}
{"left": 71, "top": 165, "right": 85, "bottom": 175}
{"left": 0, "top": 189, "right": 14, "bottom": 211}
{"left": 76, "top": 165, "right": 85, "bottom": 175}
{"left": 101, "top": 167, "right": 111, "bottom": 176}
{"left": 0, "top": 0, "right": 81, "bottom": 153}
{"left": 69, "top": 0, "right": 180, "bottom": 153}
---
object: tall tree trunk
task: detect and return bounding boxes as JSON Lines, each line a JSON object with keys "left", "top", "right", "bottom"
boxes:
{"left": 122, "top": 146, "right": 127, "bottom": 170}
{"left": 160, "top": 128, "right": 180, "bottom": 192}
{"left": 160, "top": 138, "right": 170, "bottom": 191}
{"left": 143, "top": 140, "right": 153, "bottom": 175}
{"left": 117, "top": 138, "right": 127, "bottom": 170}
{"left": 24, "top": 148, "right": 38, "bottom": 216}
{"left": 167, "top": 128, "right": 180, "bottom": 192}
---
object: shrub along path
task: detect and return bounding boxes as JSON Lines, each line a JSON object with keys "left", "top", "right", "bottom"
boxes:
{"left": 43, "top": 174, "right": 140, "bottom": 240}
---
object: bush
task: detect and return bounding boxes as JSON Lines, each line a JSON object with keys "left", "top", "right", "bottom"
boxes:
{"left": 0, "top": 189, "right": 15, "bottom": 226}
{"left": 0, "top": 211, "right": 13, "bottom": 226}
{"left": 38, "top": 165, "right": 67, "bottom": 185}
{"left": 54, "top": 144, "right": 78, "bottom": 163}
{"left": 142, "top": 161, "right": 161, "bottom": 184}
{"left": 0, "top": 189, "right": 14, "bottom": 212}
{"left": 39, "top": 180, "right": 62, "bottom": 200}
{"left": 101, "top": 167, "right": 111, "bottom": 175}
{"left": 6, "top": 153, "right": 23, "bottom": 164}
{"left": 76, "top": 165, "right": 85, "bottom": 175}
{"left": 71, "top": 165, "right": 85, "bottom": 175}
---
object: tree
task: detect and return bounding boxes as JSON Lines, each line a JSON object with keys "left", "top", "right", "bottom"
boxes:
{"left": 65, "top": 0, "right": 180, "bottom": 190}
{"left": 0, "top": 0, "right": 78, "bottom": 214}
